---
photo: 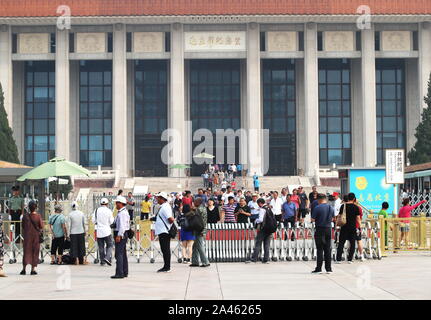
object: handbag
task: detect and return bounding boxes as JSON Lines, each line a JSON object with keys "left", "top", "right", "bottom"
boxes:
{"left": 28, "top": 213, "right": 44, "bottom": 243}
{"left": 336, "top": 203, "right": 347, "bottom": 227}
{"left": 159, "top": 213, "right": 177, "bottom": 239}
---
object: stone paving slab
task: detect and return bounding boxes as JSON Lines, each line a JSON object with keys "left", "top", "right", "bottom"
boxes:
{"left": 0, "top": 253, "right": 430, "bottom": 300}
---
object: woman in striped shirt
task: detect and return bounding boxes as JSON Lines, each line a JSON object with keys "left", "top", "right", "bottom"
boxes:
{"left": 221, "top": 196, "right": 237, "bottom": 223}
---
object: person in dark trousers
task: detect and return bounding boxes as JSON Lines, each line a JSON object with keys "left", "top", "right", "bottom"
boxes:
{"left": 311, "top": 194, "right": 335, "bottom": 274}
{"left": 9, "top": 186, "right": 24, "bottom": 243}
{"left": 246, "top": 198, "right": 272, "bottom": 264}
{"left": 152, "top": 192, "right": 175, "bottom": 273}
{"left": 336, "top": 193, "right": 361, "bottom": 263}
{"left": 111, "top": 196, "right": 130, "bottom": 279}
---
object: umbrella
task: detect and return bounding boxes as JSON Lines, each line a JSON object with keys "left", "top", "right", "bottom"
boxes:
{"left": 169, "top": 164, "right": 191, "bottom": 169}
{"left": 193, "top": 152, "right": 214, "bottom": 159}
{"left": 17, "top": 157, "right": 91, "bottom": 181}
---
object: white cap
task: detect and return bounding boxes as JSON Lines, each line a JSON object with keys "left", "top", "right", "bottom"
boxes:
{"left": 71, "top": 201, "right": 78, "bottom": 209}
{"left": 114, "top": 196, "right": 127, "bottom": 204}
{"left": 156, "top": 192, "right": 168, "bottom": 200}
{"left": 100, "top": 198, "right": 109, "bottom": 205}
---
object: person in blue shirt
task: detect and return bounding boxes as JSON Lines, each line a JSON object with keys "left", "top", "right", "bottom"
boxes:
{"left": 253, "top": 174, "right": 260, "bottom": 193}
{"left": 311, "top": 194, "right": 335, "bottom": 274}
{"left": 281, "top": 194, "right": 297, "bottom": 230}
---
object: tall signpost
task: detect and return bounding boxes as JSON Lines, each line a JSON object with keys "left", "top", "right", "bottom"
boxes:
{"left": 385, "top": 149, "right": 405, "bottom": 215}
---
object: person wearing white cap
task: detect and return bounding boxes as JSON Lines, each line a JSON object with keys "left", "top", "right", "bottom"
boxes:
{"left": 111, "top": 196, "right": 130, "bottom": 279}
{"left": 92, "top": 198, "right": 114, "bottom": 266}
{"left": 151, "top": 192, "right": 175, "bottom": 273}
{"left": 67, "top": 201, "right": 87, "bottom": 265}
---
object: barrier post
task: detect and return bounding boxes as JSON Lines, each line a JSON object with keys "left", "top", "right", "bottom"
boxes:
{"left": 419, "top": 212, "right": 427, "bottom": 249}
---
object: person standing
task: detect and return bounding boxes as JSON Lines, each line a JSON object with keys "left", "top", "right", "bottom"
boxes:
{"left": 111, "top": 196, "right": 130, "bottom": 279}
{"left": 336, "top": 193, "right": 361, "bottom": 263}
{"left": 190, "top": 198, "right": 210, "bottom": 267}
{"left": 221, "top": 196, "right": 236, "bottom": 223}
{"left": 140, "top": 195, "right": 152, "bottom": 220}
{"left": 311, "top": 194, "right": 335, "bottom": 274}
{"left": 234, "top": 197, "right": 251, "bottom": 224}
{"left": 126, "top": 192, "right": 135, "bottom": 224}
{"left": 377, "top": 202, "right": 389, "bottom": 247}
{"left": 247, "top": 198, "right": 272, "bottom": 264}
{"left": 398, "top": 198, "right": 427, "bottom": 247}
{"left": 9, "top": 186, "right": 24, "bottom": 243}
{"left": 93, "top": 198, "right": 114, "bottom": 266}
{"left": 269, "top": 191, "right": 284, "bottom": 223}
{"left": 206, "top": 199, "right": 220, "bottom": 224}
{"left": 297, "top": 187, "right": 309, "bottom": 222}
{"left": 253, "top": 175, "right": 260, "bottom": 193}
{"left": 0, "top": 213, "right": 6, "bottom": 277}
{"left": 290, "top": 189, "right": 301, "bottom": 211}
{"left": 282, "top": 194, "right": 297, "bottom": 229}
{"left": 178, "top": 204, "right": 195, "bottom": 264}
{"left": 153, "top": 192, "right": 175, "bottom": 273}
{"left": 67, "top": 202, "right": 87, "bottom": 265}
{"left": 48, "top": 205, "right": 67, "bottom": 265}
{"left": 21, "top": 201, "right": 43, "bottom": 275}
{"left": 332, "top": 192, "right": 342, "bottom": 216}
{"left": 248, "top": 193, "right": 260, "bottom": 223}
{"left": 309, "top": 186, "right": 318, "bottom": 205}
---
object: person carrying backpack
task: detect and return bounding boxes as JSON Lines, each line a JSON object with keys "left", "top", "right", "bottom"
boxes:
{"left": 189, "top": 198, "right": 210, "bottom": 267}
{"left": 246, "top": 198, "right": 276, "bottom": 264}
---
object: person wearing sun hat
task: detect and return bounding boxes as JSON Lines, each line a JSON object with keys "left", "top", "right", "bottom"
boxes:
{"left": 111, "top": 195, "right": 130, "bottom": 279}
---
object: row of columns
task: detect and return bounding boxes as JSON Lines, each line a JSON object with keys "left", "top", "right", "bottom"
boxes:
{"left": 1, "top": 22, "right": 430, "bottom": 177}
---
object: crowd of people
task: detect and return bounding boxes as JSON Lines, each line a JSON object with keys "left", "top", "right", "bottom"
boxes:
{"left": 0, "top": 182, "right": 428, "bottom": 279}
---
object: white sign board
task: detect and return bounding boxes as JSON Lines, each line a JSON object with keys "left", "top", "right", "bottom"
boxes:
{"left": 184, "top": 32, "right": 246, "bottom": 52}
{"left": 385, "top": 149, "right": 405, "bottom": 184}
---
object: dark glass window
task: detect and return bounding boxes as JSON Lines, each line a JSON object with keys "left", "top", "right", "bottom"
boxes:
{"left": 262, "top": 59, "right": 296, "bottom": 175}
{"left": 376, "top": 59, "right": 406, "bottom": 165}
{"left": 135, "top": 60, "right": 168, "bottom": 176}
{"left": 318, "top": 59, "right": 352, "bottom": 166}
{"left": 189, "top": 60, "right": 241, "bottom": 175}
{"left": 79, "top": 60, "right": 112, "bottom": 168}
{"left": 25, "top": 61, "right": 56, "bottom": 166}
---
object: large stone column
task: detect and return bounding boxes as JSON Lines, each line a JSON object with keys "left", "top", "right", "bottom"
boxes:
{"left": 303, "top": 23, "right": 319, "bottom": 177}
{"left": 361, "top": 27, "right": 377, "bottom": 167}
{"left": 0, "top": 25, "right": 13, "bottom": 126}
{"left": 112, "top": 24, "right": 129, "bottom": 177}
{"left": 169, "top": 23, "right": 187, "bottom": 177}
{"left": 419, "top": 22, "right": 431, "bottom": 112}
{"left": 246, "top": 22, "right": 263, "bottom": 176}
{"left": 55, "top": 29, "right": 71, "bottom": 160}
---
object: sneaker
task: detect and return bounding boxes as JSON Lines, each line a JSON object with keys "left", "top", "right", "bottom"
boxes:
{"left": 326, "top": 270, "right": 333, "bottom": 274}
{"left": 262, "top": 261, "right": 270, "bottom": 264}
{"left": 311, "top": 269, "right": 323, "bottom": 274}
{"left": 360, "top": 256, "right": 366, "bottom": 262}
{"left": 157, "top": 268, "right": 171, "bottom": 273}
{"left": 103, "top": 258, "right": 112, "bottom": 266}
{"left": 348, "top": 260, "right": 353, "bottom": 264}
{"left": 189, "top": 264, "right": 200, "bottom": 267}
{"left": 334, "top": 261, "right": 342, "bottom": 264}
{"left": 200, "top": 264, "right": 210, "bottom": 268}
{"left": 111, "top": 275, "right": 124, "bottom": 279}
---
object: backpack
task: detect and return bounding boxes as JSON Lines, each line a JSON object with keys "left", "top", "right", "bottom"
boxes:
{"left": 187, "top": 211, "right": 205, "bottom": 234}
{"left": 61, "top": 254, "right": 73, "bottom": 265}
{"left": 262, "top": 206, "right": 277, "bottom": 234}
{"left": 178, "top": 215, "right": 192, "bottom": 231}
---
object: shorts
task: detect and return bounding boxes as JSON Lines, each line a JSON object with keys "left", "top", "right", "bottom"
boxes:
{"left": 299, "top": 208, "right": 308, "bottom": 218}
{"left": 275, "top": 214, "right": 282, "bottom": 222}
{"left": 51, "top": 237, "right": 65, "bottom": 256}
{"left": 400, "top": 224, "right": 410, "bottom": 232}
{"left": 141, "top": 212, "right": 149, "bottom": 220}
{"left": 355, "top": 231, "right": 362, "bottom": 241}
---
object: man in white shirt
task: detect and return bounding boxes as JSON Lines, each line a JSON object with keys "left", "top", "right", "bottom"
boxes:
{"left": 332, "top": 192, "right": 342, "bottom": 216}
{"left": 248, "top": 193, "right": 260, "bottom": 223}
{"left": 111, "top": 196, "right": 130, "bottom": 279}
{"left": 222, "top": 186, "right": 235, "bottom": 205}
{"left": 231, "top": 164, "right": 237, "bottom": 179}
{"left": 153, "top": 192, "right": 175, "bottom": 273}
{"left": 269, "top": 191, "right": 284, "bottom": 222}
{"left": 92, "top": 197, "right": 114, "bottom": 266}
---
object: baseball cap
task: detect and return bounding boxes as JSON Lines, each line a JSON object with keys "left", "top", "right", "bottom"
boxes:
{"left": 114, "top": 196, "right": 127, "bottom": 204}
{"left": 332, "top": 192, "right": 340, "bottom": 197}
{"left": 156, "top": 192, "right": 168, "bottom": 200}
{"left": 100, "top": 198, "right": 109, "bottom": 205}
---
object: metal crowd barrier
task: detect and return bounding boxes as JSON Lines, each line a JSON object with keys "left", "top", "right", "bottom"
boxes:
{"left": 2, "top": 218, "right": 386, "bottom": 264}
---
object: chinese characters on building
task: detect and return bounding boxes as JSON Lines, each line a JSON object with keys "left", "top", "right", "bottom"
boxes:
{"left": 385, "top": 149, "right": 405, "bottom": 184}
{"left": 184, "top": 32, "right": 246, "bottom": 51}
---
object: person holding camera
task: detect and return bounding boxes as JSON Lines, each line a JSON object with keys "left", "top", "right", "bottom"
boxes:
{"left": 111, "top": 196, "right": 130, "bottom": 279}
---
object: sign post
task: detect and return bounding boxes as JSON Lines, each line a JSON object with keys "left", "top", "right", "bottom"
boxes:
{"left": 385, "top": 149, "right": 405, "bottom": 215}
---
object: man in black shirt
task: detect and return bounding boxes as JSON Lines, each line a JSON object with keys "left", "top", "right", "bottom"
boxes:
{"left": 311, "top": 194, "right": 335, "bottom": 274}
{"left": 336, "top": 193, "right": 361, "bottom": 263}
{"left": 309, "top": 186, "right": 318, "bottom": 205}
{"left": 298, "top": 187, "right": 309, "bottom": 220}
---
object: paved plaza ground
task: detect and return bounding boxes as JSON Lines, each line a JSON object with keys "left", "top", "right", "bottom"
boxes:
{"left": 0, "top": 252, "right": 430, "bottom": 300}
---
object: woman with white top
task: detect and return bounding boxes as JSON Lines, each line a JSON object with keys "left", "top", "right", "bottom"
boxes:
{"left": 67, "top": 202, "right": 87, "bottom": 265}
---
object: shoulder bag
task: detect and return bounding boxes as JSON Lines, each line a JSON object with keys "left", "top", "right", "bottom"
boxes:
{"left": 28, "top": 213, "right": 44, "bottom": 243}
{"left": 159, "top": 212, "right": 177, "bottom": 239}
{"left": 336, "top": 203, "right": 347, "bottom": 227}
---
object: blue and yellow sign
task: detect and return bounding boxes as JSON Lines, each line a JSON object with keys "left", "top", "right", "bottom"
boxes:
{"left": 349, "top": 169, "right": 396, "bottom": 214}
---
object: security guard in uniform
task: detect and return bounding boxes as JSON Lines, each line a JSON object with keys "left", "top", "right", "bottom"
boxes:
{"left": 111, "top": 196, "right": 130, "bottom": 279}
{"left": 9, "top": 186, "right": 24, "bottom": 243}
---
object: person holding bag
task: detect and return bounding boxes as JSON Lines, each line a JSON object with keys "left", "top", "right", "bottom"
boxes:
{"left": 21, "top": 201, "right": 44, "bottom": 275}
{"left": 152, "top": 192, "right": 175, "bottom": 273}
{"left": 178, "top": 204, "right": 195, "bottom": 264}
{"left": 48, "top": 205, "right": 68, "bottom": 265}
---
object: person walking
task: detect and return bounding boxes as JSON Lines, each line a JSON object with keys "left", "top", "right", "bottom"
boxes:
{"left": 140, "top": 195, "right": 152, "bottom": 220}
{"left": 93, "top": 198, "right": 114, "bottom": 266}
{"left": 111, "top": 196, "right": 130, "bottom": 279}
{"left": 153, "top": 192, "right": 175, "bottom": 273}
{"left": 336, "top": 193, "right": 361, "bottom": 263}
{"left": 126, "top": 192, "right": 135, "bottom": 224}
{"left": 21, "top": 201, "right": 43, "bottom": 275}
{"left": 178, "top": 204, "right": 195, "bottom": 264}
{"left": 247, "top": 198, "right": 272, "bottom": 264}
{"left": 9, "top": 186, "right": 24, "bottom": 243}
{"left": 311, "top": 194, "right": 335, "bottom": 274}
{"left": 48, "top": 205, "right": 67, "bottom": 265}
{"left": 190, "top": 198, "right": 210, "bottom": 267}
{"left": 0, "top": 213, "right": 6, "bottom": 277}
{"left": 67, "top": 202, "right": 87, "bottom": 265}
